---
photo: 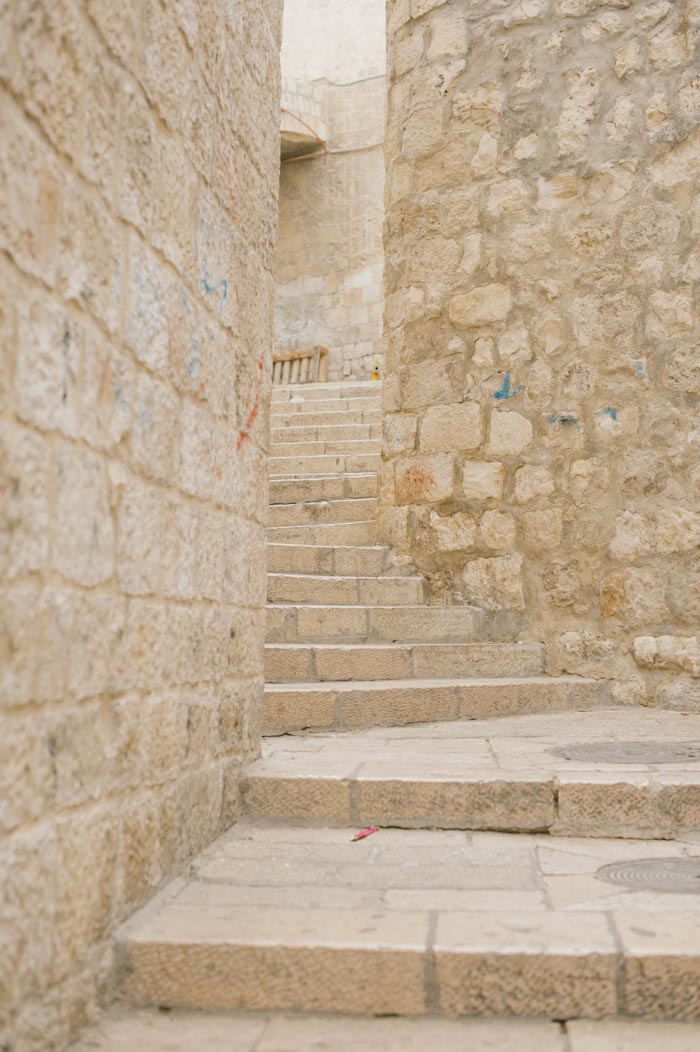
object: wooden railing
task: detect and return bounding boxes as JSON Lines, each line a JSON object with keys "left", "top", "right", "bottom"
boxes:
{"left": 272, "top": 346, "right": 329, "bottom": 385}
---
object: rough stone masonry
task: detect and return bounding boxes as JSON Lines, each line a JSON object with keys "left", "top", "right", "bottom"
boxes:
{"left": 0, "top": 2, "right": 283, "bottom": 1049}
{"left": 380, "top": 0, "right": 700, "bottom": 711}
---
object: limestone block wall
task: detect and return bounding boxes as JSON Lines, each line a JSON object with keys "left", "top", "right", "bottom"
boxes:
{"left": 0, "top": 2, "right": 282, "bottom": 1048}
{"left": 275, "top": 0, "right": 386, "bottom": 381}
{"left": 382, "top": 0, "right": 700, "bottom": 707}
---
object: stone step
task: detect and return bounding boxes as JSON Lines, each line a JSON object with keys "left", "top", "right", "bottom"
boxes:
{"left": 267, "top": 497, "right": 378, "bottom": 528}
{"left": 269, "top": 473, "right": 377, "bottom": 505}
{"left": 264, "top": 641, "right": 545, "bottom": 684}
{"left": 272, "top": 380, "right": 381, "bottom": 402}
{"left": 266, "top": 520, "right": 377, "bottom": 545}
{"left": 270, "top": 422, "right": 381, "bottom": 443}
{"left": 270, "top": 395, "right": 381, "bottom": 415}
{"left": 246, "top": 707, "right": 700, "bottom": 839}
{"left": 270, "top": 408, "right": 381, "bottom": 428}
{"left": 265, "top": 602, "right": 519, "bottom": 643}
{"left": 119, "top": 819, "right": 700, "bottom": 1021}
{"left": 270, "top": 438, "right": 380, "bottom": 457}
{"left": 269, "top": 453, "right": 380, "bottom": 476}
{"left": 262, "top": 675, "right": 609, "bottom": 733}
{"left": 267, "top": 494, "right": 376, "bottom": 526}
{"left": 267, "top": 573, "right": 425, "bottom": 606}
{"left": 73, "top": 1008, "right": 700, "bottom": 1052}
{"left": 267, "top": 543, "right": 392, "bottom": 576}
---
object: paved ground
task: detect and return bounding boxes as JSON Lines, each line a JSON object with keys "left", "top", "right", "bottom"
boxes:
{"left": 72, "top": 1008, "right": 700, "bottom": 1050}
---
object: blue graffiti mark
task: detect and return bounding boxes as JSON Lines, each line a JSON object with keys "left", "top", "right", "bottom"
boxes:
{"left": 601, "top": 406, "right": 618, "bottom": 421}
{"left": 494, "top": 372, "right": 513, "bottom": 400}
{"left": 548, "top": 412, "right": 579, "bottom": 426}
{"left": 201, "top": 266, "right": 228, "bottom": 310}
{"left": 188, "top": 336, "right": 201, "bottom": 381}
{"left": 138, "top": 407, "right": 149, "bottom": 428}
{"left": 633, "top": 359, "right": 645, "bottom": 378}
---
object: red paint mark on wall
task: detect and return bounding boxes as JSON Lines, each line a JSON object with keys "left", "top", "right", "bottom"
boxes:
{"left": 237, "top": 353, "right": 265, "bottom": 450}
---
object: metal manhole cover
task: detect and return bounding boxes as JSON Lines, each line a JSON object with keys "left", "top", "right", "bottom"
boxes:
{"left": 546, "top": 741, "right": 700, "bottom": 764}
{"left": 597, "top": 858, "right": 700, "bottom": 894}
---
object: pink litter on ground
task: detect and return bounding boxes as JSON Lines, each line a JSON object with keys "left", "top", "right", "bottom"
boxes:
{"left": 351, "top": 827, "right": 379, "bottom": 842}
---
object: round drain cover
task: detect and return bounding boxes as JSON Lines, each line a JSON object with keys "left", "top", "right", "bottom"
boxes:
{"left": 547, "top": 741, "right": 700, "bottom": 764}
{"left": 597, "top": 858, "right": 700, "bottom": 894}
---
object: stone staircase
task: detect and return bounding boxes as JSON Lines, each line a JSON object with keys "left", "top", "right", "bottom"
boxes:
{"left": 78, "top": 382, "right": 700, "bottom": 1048}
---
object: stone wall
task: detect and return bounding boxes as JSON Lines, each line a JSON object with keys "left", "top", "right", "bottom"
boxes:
{"left": 0, "top": 2, "right": 282, "bottom": 1048}
{"left": 381, "top": 0, "right": 700, "bottom": 708}
{"left": 275, "top": 0, "right": 386, "bottom": 381}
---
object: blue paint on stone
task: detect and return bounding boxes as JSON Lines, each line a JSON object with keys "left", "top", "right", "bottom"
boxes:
{"left": 494, "top": 373, "right": 513, "bottom": 400}
{"left": 601, "top": 406, "right": 618, "bottom": 421}
{"left": 548, "top": 412, "right": 579, "bottom": 426}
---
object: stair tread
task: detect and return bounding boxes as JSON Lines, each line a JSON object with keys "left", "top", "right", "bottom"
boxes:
{"left": 78, "top": 1007, "right": 700, "bottom": 1052}
{"left": 263, "top": 672, "right": 590, "bottom": 691}
{"left": 119, "top": 816, "right": 700, "bottom": 1020}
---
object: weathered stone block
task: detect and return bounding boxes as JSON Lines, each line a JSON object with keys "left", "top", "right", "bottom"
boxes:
{"left": 395, "top": 454, "right": 456, "bottom": 505}
{"left": 462, "top": 462, "right": 505, "bottom": 501}
{"left": 487, "top": 411, "right": 533, "bottom": 456}
{"left": 449, "top": 284, "right": 512, "bottom": 329}
{"left": 420, "top": 402, "right": 481, "bottom": 453}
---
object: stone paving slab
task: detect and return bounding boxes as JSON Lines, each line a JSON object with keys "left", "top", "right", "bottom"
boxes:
{"left": 118, "top": 822, "right": 700, "bottom": 1019}
{"left": 70, "top": 1010, "right": 700, "bottom": 1051}
{"left": 246, "top": 708, "right": 700, "bottom": 837}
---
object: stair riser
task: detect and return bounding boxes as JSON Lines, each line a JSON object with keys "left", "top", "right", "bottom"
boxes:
{"left": 266, "top": 545, "right": 392, "bottom": 576}
{"left": 264, "top": 643, "right": 545, "bottom": 683}
{"left": 267, "top": 575, "right": 425, "bottom": 606}
{"left": 266, "top": 522, "right": 377, "bottom": 545}
{"left": 263, "top": 679, "right": 610, "bottom": 733}
{"left": 271, "top": 424, "right": 382, "bottom": 442}
{"left": 270, "top": 396, "right": 381, "bottom": 414}
{"left": 268, "top": 499, "right": 378, "bottom": 528}
{"left": 269, "top": 475, "right": 377, "bottom": 504}
{"left": 265, "top": 605, "right": 493, "bottom": 643}
{"left": 272, "top": 383, "right": 380, "bottom": 402}
{"left": 269, "top": 454, "right": 380, "bottom": 475}
{"left": 271, "top": 440, "right": 380, "bottom": 457}
{"left": 271, "top": 410, "right": 381, "bottom": 428}
{"left": 123, "top": 940, "right": 636, "bottom": 1019}
{"left": 243, "top": 759, "right": 698, "bottom": 843}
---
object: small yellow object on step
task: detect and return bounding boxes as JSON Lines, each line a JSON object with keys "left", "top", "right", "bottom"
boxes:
{"left": 371, "top": 362, "right": 380, "bottom": 380}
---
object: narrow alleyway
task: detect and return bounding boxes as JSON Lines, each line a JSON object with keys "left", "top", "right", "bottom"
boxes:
{"left": 75, "top": 381, "right": 700, "bottom": 1047}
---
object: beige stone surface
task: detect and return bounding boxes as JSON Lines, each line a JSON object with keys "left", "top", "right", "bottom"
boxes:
{"left": 275, "top": 2, "right": 385, "bottom": 379}
{"left": 380, "top": 0, "right": 700, "bottom": 707}
{"left": 246, "top": 707, "right": 700, "bottom": 834}
{"left": 114, "top": 819, "right": 700, "bottom": 1021}
{"left": 71, "top": 1008, "right": 575, "bottom": 1051}
{"left": 1, "top": 2, "right": 283, "bottom": 1047}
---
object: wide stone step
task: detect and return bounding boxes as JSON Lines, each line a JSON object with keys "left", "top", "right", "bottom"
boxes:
{"left": 271, "top": 408, "right": 381, "bottom": 428}
{"left": 264, "top": 641, "right": 545, "bottom": 684}
{"left": 266, "top": 520, "right": 377, "bottom": 545}
{"left": 267, "top": 573, "right": 425, "bottom": 606}
{"left": 119, "top": 819, "right": 700, "bottom": 1021}
{"left": 272, "top": 380, "right": 380, "bottom": 402}
{"left": 271, "top": 422, "right": 381, "bottom": 443}
{"left": 267, "top": 543, "right": 393, "bottom": 576}
{"left": 267, "top": 497, "right": 378, "bottom": 528}
{"left": 269, "top": 453, "right": 380, "bottom": 475}
{"left": 270, "top": 395, "right": 381, "bottom": 415}
{"left": 71, "top": 1008, "right": 700, "bottom": 1052}
{"left": 262, "top": 675, "right": 609, "bottom": 733}
{"left": 269, "top": 473, "right": 377, "bottom": 505}
{"left": 270, "top": 438, "right": 380, "bottom": 457}
{"left": 246, "top": 707, "right": 700, "bottom": 839}
{"left": 265, "top": 603, "right": 512, "bottom": 643}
